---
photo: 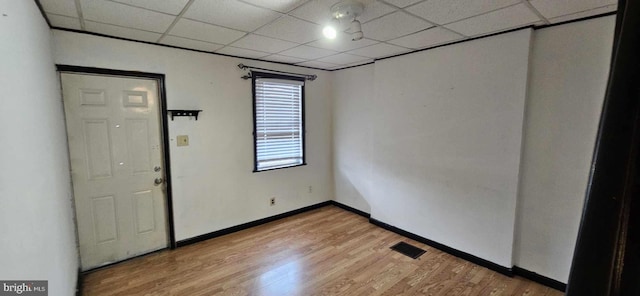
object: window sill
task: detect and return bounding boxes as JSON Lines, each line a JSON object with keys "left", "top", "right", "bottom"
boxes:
{"left": 253, "top": 163, "right": 307, "bottom": 173}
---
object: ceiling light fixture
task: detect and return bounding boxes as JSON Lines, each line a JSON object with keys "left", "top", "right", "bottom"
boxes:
{"left": 323, "top": 0, "right": 365, "bottom": 41}
{"left": 350, "top": 19, "right": 363, "bottom": 41}
{"left": 322, "top": 19, "right": 338, "bottom": 39}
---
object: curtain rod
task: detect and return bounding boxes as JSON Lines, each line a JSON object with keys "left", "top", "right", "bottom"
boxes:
{"left": 238, "top": 63, "right": 317, "bottom": 81}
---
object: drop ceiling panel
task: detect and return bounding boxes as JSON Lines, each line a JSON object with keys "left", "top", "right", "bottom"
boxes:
{"left": 382, "top": 0, "right": 423, "bottom": 8}
{"left": 347, "top": 42, "right": 409, "bottom": 58}
{"left": 216, "top": 46, "right": 270, "bottom": 58}
{"left": 264, "top": 54, "right": 307, "bottom": 64}
{"left": 184, "top": 0, "right": 281, "bottom": 32}
{"left": 290, "top": 0, "right": 394, "bottom": 24}
{"left": 111, "top": 0, "right": 190, "bottom": 15}
{"left": 445, "top": 4, "right": 539, "bottom": 37}
{"left": 47, "top": 14, "right": 82, "bottom": 30}
{"left": 230, "top": 34, "right": 298, "bottom": 53}
{"left": 84, "top": 21, "right": 162, "bottom": 42}
{"left": 529, "top": 0, "right": 617, "bottom": 19}
{"left": 307, "top": 34, "right": 379, "bottom": 52}
{"left": 357, "top": 1, "right": 397, "bottom": 23}
{"left": 169, "top": 19, "right": 246, "bottom": 45}
{"left": 406, "top": 0, "right": 520, "bottom": 25}
{"left": 388, "top": 27, "right": 463, "bottom": 49}
{"left": 296, "top": 60, "right": 338, "bottom": 69}
{"left": 362, "top": 11, "right": 433, "bottom": 41}
{"left": 43, "top": 0, "right": 616, "bottom": 70}
{"left": 161, "top": 35, "right": 224, "bottom": 52}
{"left": 318, "top": 53, "right": 370, "bottom": 65}
{"left": 40, "top": 0, "right": 78, "bottom": 18}
{"left": 289, "top": 0, "right": 341, "bottom": 25}
{"left": 240, "top": 0, "right": 310, "bottom": 13}
{"left": 279, "top": 45, "right": 338, "bottom": 59}
{"left": 81, "top": 0, "right": 175, "bottom": 33}
{"left": 548, "top": 4, "right": 617, "bottom": 23}
{"left": 254, "top": 16, "right": 322, "bottom": 43}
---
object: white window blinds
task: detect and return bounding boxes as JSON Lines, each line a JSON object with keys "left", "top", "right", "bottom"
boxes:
{"left": 254, "top": 77, "right": 304, "bottom": 171}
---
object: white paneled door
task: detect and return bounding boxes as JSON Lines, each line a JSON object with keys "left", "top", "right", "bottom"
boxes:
{"left": 61, "top": 73, "right": 168, "bottom": 270}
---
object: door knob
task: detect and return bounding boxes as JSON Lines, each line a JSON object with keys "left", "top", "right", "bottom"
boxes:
{"left": 154, "top": 177, "right": 164, "bottom": 185}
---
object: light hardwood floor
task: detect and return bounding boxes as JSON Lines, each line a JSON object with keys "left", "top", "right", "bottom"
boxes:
{"left": 82, "top": 206, "right": 563, "bottom": 295}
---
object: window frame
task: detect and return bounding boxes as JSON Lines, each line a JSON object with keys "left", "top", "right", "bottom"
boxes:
{"left": 252, "top": 71, "right": 306, "bottom": 172}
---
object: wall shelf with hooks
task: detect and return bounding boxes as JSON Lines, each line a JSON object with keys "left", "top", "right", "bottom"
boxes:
{"left": 168, "top": 110, "right": 202, "bottom": 121}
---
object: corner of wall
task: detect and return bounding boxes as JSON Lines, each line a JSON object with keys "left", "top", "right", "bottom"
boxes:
{"left": 0, "top": 2, "right": 79, "bottom": 294}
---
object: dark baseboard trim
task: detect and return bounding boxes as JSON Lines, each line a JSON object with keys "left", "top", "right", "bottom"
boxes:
{"left": 513, "top": 266, "right": 566, "bottom": 292}
{"left": 330, "top": 201, "right": 371, "bottom": 218}
{"left": 369, "top": 218, "right": 567, "bottom": 292}
{"left": 73, "top": 201, "right": 564, "bottom": 293}
{"left": 369, "top": 218, "right": 513, "bottom": 277}
{"left": 76, "top": 268, "right": 83, "bottom": 296}
{"left": 176, "top": 201, "right": 332, "bottom": 247}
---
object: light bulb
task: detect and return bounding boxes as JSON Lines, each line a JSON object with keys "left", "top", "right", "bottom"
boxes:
{"left": 323, "top": 25, "right": 337, "bottom": 39}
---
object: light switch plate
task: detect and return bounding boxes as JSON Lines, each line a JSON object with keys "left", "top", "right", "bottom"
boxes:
{"left": 177, "top": 135, "right": 189, "bottom": 146}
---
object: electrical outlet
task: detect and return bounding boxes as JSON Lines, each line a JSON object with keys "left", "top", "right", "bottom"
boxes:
{"left": 270, "top": 197, "right": 276, "bottom": 206}
{"left": 176, "top": 135, "right": 189, "bottom": 146}
{"left": 308, "top": 186, "right": 313, "bottom": 194}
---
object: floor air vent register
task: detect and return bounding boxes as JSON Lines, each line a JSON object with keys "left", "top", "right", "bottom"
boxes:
{"left": 390, "top": 242, "right": 426, "bottom": 259}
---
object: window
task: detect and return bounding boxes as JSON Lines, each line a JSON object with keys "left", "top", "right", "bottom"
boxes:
{"left": 252, "top": 72, "right": 305, "bottom": 172}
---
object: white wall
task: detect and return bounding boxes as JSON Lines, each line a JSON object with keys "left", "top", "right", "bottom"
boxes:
{"left": 1, "top": 2, "right": 612, "bottom": 288}
{"left": 52, "top": 30, "right": 333, "bottom": 241}
{"left": 332, "top": 65, "right": 374, "bottom": 213}
{"left": 0, "top": 2, "right": 79, "bottom": 295}
{"left": 334, "top": 30, "right": 533, "bottom": 267}
{"left": 370, "top": 29, "right": 532, "bottom": 267}
{"left": 332, "top": 17, "right": 614, "bottom": 281}
{"left": 513, "top": 16, "right": 615, "bottom": 282}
